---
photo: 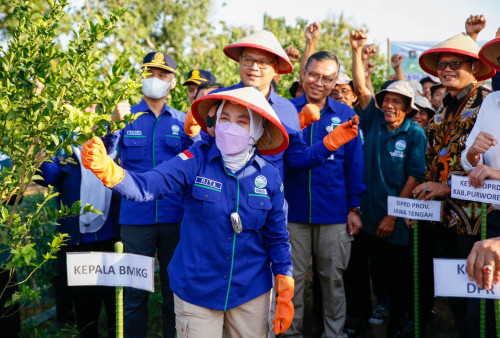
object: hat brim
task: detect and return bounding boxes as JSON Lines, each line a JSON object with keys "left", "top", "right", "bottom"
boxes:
{"left": 375, "top": 89, "right": 419, "bottom": 115}
{"left": 182, "top": 77, "right": 208, "bottom": 86}
{"left": 191, "top": 92, "right": 289, "bottom": 155}
{"left": 142, "top": 63, "right": 177, "bottom": 74}
{"left": 479, "top": 38, "right": 500, "bottom": 72}
{"left": 223, "top": 43, "right": 293, "bottom": 74}
{"left": 419, "top": 48, "right": 495, "bottom": 81}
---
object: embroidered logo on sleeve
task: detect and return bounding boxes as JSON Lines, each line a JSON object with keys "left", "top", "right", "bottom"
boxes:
{"left": 178, "top": 150, "right": 194, "bottom": 160}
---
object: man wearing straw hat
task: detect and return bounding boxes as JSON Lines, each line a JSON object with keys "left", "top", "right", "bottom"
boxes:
{"left": 215, "top": 29, "right": 359, "bottom": 180}
{"left": 413, "top": 29, "right": 495, "bottom": 335}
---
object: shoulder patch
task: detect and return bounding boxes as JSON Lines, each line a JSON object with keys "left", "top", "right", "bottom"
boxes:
{"left": 178, "top": 150, "right": 194, "bottom": 161}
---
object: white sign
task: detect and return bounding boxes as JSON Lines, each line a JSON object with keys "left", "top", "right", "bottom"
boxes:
{"left": 387, "top": 196, "right": 442, "bottom": 221}
{"left": 451, "top": 175, "right": 500, "bottom": 204}
{"left": 67, "top": 252, "right": 155, "bottom": 292}
{"left": 434, "top": 259, "right": 500, "bottom": 299}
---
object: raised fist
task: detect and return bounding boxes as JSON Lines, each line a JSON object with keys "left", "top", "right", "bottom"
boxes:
{"left": 362, "top": 43, "right": 377, "bottom": 61}
{"left": 285, "top": 46, "right": 300, "bottom": 62}
{"left": 305, "top": 22, "right": 321, "bottom": 42}
{"left": 350, "top": 30, "right": 367, "bottom": 50}
{"left": 391, "top": 54, "right": 404, "bottom": 69}
{"left": 465, "top": 15, "right": 486, "bottom": 37}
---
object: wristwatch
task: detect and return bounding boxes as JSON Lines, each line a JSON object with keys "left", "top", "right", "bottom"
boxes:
{"left": 349, "top": 207, "right": 361, "bottom": 215}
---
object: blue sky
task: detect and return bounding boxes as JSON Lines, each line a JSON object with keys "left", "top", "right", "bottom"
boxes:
{"left": 211, "top": 0, "right": 500, "bottom": 46}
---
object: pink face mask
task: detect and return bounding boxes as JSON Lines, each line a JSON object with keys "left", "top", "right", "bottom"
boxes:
{"left": 215, "top": 122, "right": 252, "bottom": 156}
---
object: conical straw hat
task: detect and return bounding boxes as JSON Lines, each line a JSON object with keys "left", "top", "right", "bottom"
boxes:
{"left": 479, "top": 38, "right": 500, "bottom": 71}
{"left": 191, "top": 87, "right": 289, "bottom": 155}
{"left": 419, "top": 33, "right": 495, "bottom": 81}
{"left": 223, "top": 30, "right": 293, "bottom": 74}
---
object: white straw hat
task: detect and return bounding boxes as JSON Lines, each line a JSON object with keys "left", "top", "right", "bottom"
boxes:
{"left": 223, "top": 30, "right": 293, "bottom": 74}
{"left": 479, "top": 38, "right": 500, "bottom": 71}
{"left": 419, "top": 33, "right": 495, "bottom": 81}
{"left": 191, "top": 87, "right": 289, "bottom": 155}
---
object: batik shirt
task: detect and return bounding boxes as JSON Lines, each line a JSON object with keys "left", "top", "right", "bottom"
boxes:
{"left": 425, "top": 84, "right": 490, "bottom": 235}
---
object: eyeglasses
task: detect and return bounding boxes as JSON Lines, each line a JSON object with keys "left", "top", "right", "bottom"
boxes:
{"left": 240, "top": 56, "right": 276, "bottom": 69}
{"left": 305, "top": 71, "right": 337, "bottom": 86}
{"left": 331, "top": 88, "right": 352, "bottom": 96}
{"left": 436, "top": 60, "right": 473, "bottom": 71}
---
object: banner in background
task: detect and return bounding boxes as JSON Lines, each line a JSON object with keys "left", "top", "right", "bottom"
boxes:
{"left": 390, "top": 41, "right": 435, "bottom": 81}
{"left": 391, "top": 40, "right": 490, "bottom": 82}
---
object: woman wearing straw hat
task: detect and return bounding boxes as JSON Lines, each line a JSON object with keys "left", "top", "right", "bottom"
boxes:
{"left": 81, "top": 87, "right": 356, "bottom": 337}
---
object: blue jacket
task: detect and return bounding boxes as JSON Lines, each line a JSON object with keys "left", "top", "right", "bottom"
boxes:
{"left": 104, "top": 99, "right": 193, "bottom": 225}
{"left": 286, "top": 95, "right": 365, "bottom": 224}
{"left": 37, "top": 155, "right": 116, "bottom": 245}
{"left": 210, "top": 83, "right": 332, "bottom": 180}
{"left": 112, "top": 141, "right": 292, "bottom": 311}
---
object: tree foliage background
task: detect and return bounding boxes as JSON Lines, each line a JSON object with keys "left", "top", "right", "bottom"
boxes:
{"left": 0, "top": 0, "right": 386, "bottom": 318}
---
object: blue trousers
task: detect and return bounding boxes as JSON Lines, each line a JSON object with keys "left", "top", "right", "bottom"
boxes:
{"left": 121, "top": 223, "right": 180, "bottom": 338}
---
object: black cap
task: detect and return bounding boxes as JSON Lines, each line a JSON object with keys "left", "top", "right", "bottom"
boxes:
{"left": 430, "top": 83, "right": 444, "bottom": 97}
{"left": 142, "top": 52, "right": 177, "bottom": 73}
{"left": 419, "top": 76, "right": 438, "bottom": 86}
{"left": 183, "top": 69, "right": 217, "bottom": 85}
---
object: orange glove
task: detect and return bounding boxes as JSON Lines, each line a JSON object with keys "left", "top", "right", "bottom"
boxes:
{"left": 323, "top": 115, "right": 359, "bottom": 151}
{"left": 298, "top": 104, "right": 320, "bottom": 130}
{"left": 273, "top": 274, "right": 295, "bottom": 335}
{"left": 81, "top": 136, "right": 125, "bottom": 188}
{"left": 184, "top": 109, "right": 201, "bottom": 137}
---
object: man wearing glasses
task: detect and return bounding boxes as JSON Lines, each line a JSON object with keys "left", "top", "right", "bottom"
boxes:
{"left": 330, "top": 73, "right": 358, "bottom": 108}
{"left": 206, "top": 30, "right": 358, "bottom": 336}
{"left": 412, "top": 29, "right": 495, "bottom": 334}
{"left": 218, "top": 30, "right": 358, "bottom": 179}
{"left": 284, "top": 51, "right": 364, "bottom": 337}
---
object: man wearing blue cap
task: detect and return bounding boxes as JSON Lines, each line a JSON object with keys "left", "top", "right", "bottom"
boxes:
{"left": 183, "top": 69, "right": 217, "bottom": 105}
{"left": 104, "top": 51, "right": 194, "bottom": 338}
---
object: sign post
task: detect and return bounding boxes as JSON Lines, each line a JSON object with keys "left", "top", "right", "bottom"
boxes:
{"left": 387, "top": 196, "right": 442, "bottom": 338}
{"left": 66, "top": 245, "right": 155, "bottom": 338}
{"left": 115, "top": 242, "right": 124, "bottom": 338}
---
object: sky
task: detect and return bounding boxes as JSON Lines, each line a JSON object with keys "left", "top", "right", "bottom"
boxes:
{"left": 210, "top": 0, "right": 500, "bottom": 48}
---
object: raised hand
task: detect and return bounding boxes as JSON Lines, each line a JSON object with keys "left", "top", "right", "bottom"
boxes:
{"left": 465, "top": 14, "right": 486, "bottom": 41}
{"left": 285, "top": 46, "right": 300, "bottom": 62}
{"left": 350, "top": 30, "right": 367, "bottom": 50}
{"left": 362, "top": 43, "right": 377, "bottom": 61}
{"left": 391, "top": 54, "right": 404, "bottom": 69}
{"left": 305, "top": 22, "right": 321, "bottom": 42}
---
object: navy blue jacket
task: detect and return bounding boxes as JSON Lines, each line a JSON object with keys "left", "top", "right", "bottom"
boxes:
{"left": 112, "top": 141, "right": 292, "bottom": 311}
{"left": 286, "top": 95, "right": 365, "bottom": 224}
{"left": 104, "top": 99, "right": 193, "bottom": 225}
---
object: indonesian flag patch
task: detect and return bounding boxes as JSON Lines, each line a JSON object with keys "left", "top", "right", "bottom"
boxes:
{"left": 178, "top": 150, "right": 194, "bottom": 161}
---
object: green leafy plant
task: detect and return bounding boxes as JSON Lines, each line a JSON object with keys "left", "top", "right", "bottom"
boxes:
{"left": 0, "top": 0, "right": 138, "bottom": 311}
